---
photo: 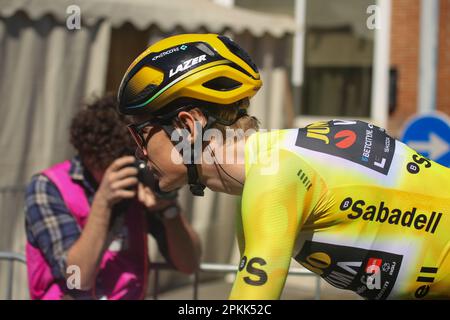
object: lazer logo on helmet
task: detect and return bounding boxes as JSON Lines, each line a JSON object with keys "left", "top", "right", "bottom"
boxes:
{"left": 169, "top": 54, "right": 207, "bottom": 78}
{"left": 340, "top": 197, "right": 443, "bottom": 234}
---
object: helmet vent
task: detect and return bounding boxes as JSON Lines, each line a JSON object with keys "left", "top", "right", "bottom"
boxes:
{"left": 128, "top": 84, "right": 158, "bottom": 104}
{"left": 217, "top": 35, "right": 259, "bottom": 73}
{"left": 195, "top": 43, "right": 216, "bottom": 57}
{"left": 203, "top": 77, "right": 242, "bottom": 91}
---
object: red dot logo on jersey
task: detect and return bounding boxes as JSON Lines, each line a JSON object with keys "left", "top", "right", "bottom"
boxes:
{"left": 334, "top": 130, "right": 357, "bottom": 149}
{"left": 366, "top": 257, "right": 383, "bottom": 271}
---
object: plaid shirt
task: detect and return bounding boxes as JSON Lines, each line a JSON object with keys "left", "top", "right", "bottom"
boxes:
{"left": 25, "top": 156, "right": 171, "bottom": 280}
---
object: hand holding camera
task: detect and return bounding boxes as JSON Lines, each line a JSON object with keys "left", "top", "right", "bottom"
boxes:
{"left": 94, "top": 156, "right": 139, "bottom": 209}
{"left": 94, "top": 155, "right": 178, "bottom": 212}
{"left": 132, "top": 159, "right": 179, "bottom": 211}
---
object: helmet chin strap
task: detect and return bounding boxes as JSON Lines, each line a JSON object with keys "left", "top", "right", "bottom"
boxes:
{"left": 160, "top": 109, "right": 241, "bottom": 197}
{"left": 161, "top": 117, "right": 216, "bottom": 197}
{"left": 186, "top": 119, "right": 207, "bottom": 196}
{"left": 186, "top": 156, "right": 206, "bottom": 196}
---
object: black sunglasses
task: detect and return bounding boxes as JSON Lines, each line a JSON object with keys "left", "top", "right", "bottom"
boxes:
{"left": 127, "top": 118, "right": 162, "bottom": 157}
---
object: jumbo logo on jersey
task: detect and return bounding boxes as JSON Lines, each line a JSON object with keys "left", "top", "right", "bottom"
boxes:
{"left": 305, "top": 122, "right": 357, "bottom": 149}
{"left": 295, "top": 240, "right": 403, "bottom": 300}
{"left": 169, "top": 54, "right": 207, "bottom": 78}
{"left": 301, "top": 252, "right": 384, "bottom": 291}
{"left": 295, "top": 120, "right": 396, "bottom": 175}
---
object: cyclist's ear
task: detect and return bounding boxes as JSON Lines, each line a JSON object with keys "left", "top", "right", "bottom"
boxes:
{"left": 177, "top": 111, "right": 191, "bottom": 129}
{"left": 172, "top": 115, "right": 187, "bottom": 131}
{"left": 184, "top": 121, "right": 191, "bottom": 133}
{"left": 178, "top": 109, "right": 208, "bottom": 144}
{"left": 177, "top": 111, "right": 197, "bottom": 143}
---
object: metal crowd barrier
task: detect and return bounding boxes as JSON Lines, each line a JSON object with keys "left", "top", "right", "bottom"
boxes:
{"left": 0, "top": 253, "right": 321, "bottom": 300}
{"left": 149, "top": 262, "right": 322, "bottom": 300}
{"left": 0, "top": 252, "right": 27, "bottom": 300}
{"left": 1, "top": 186, "right": 323, "bottom": 299}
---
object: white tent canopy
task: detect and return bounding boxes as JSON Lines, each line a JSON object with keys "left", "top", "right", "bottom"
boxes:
{"left": 0, "top": 0, "right": 296, "bottom": 37}
{"left": 0, "top": 0, "right": 295, "bottom": 299}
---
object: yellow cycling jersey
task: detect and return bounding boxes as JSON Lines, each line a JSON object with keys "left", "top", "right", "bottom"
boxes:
{"left": 230, "top": 120, "right": 450, "bottom": 300}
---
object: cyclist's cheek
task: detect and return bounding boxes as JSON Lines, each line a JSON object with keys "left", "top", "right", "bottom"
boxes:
{"left": 146, "top": 132, "right": 186, "bottom": 191}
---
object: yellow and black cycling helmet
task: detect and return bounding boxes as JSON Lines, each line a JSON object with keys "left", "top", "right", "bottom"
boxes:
{"left": 117, "top": 33, "right": 262, "bottom": 117}
{"left": 118, "top": 34, "right": 262, "bottom": 197}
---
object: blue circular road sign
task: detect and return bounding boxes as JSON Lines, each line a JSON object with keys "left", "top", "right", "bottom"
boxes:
{"left": 401, "top": 113, "right": 450, "bottom": 167}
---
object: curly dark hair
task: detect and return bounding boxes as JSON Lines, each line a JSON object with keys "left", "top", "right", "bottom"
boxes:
{"left": 70, "top": 93, "right": 135, "bottom": 172}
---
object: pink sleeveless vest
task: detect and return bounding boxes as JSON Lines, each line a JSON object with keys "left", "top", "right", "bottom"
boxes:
{"left": 26, "top": 160, "right": 149, "bottom": 300}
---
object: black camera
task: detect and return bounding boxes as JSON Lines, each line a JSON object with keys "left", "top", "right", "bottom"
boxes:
{"left": 132, "top": 159, "right": 178, "bottom": 200}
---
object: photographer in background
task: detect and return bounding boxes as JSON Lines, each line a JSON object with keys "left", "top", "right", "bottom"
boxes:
{"left": 24, "top": 94, "right": 201, "bottom": 300}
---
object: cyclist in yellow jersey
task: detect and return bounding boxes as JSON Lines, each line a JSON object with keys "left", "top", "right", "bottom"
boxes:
{"left": 117, "top": 33, "right": 450, "bottom": 300}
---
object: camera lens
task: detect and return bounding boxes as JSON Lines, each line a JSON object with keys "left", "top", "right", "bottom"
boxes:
{"left": 133, "top": 159, "right": 178, "bottom": 200}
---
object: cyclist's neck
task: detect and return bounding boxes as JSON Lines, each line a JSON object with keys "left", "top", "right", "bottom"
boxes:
{"left": 197, "top": 135, "right": 247, "bottom": 196}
